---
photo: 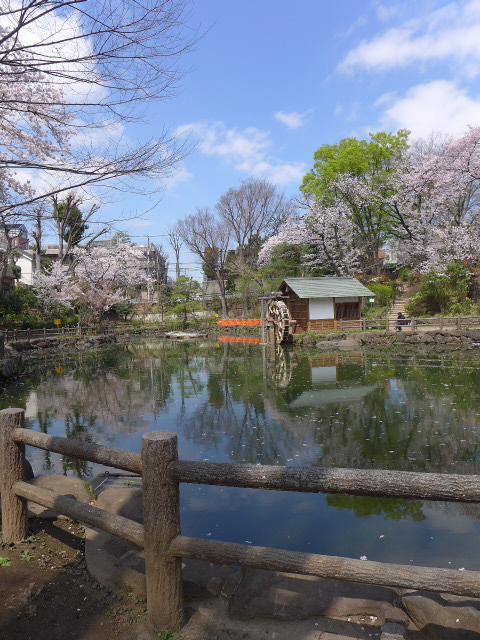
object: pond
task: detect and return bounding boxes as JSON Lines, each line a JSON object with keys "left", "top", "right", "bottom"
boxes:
{"left": 2, "top": 340, "right": 480, "bottom": 570}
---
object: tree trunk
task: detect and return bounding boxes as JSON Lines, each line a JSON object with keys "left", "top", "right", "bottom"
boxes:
{"left": 217, "top": 277, "right": 228, "bottom": 318}
{"left": 0, "top": 235, "right": 12, "bottom": 293}
{"left": 33, "top": 215, "right": 42, "bottom": 274}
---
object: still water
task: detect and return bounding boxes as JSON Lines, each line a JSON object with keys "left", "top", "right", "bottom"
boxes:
{"left": 3, "top": 340, "right": 480, "bottom": 570}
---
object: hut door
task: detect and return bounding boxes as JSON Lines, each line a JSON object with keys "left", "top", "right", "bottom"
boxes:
{"left": 335, "top": 302, "right": 360, "bottom": 320}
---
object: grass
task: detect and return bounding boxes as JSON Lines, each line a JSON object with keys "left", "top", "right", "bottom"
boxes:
{"left": 0, "top": 556, "right": 11, "bottom": 567}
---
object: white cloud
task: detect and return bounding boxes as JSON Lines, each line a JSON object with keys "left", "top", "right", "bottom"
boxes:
{"left": 379, "top": 80, "right": 480, "bottom": 138}
{"left": 374, "top": 2, "right": 400, "bottom": 23}
{"left": 0, "top": 8, "right": 104, "bottom": 104}
{"left": 160, "top": 164, "right": 192, "bottom": 190}
{"left": 340, "top": 0, "right": 480, "bottom": 75}
{"left": 274, "top": 110, "right": 310, "bottom": 129}
{"left": 175, "top": 121, "right": 305, "bottom": 186}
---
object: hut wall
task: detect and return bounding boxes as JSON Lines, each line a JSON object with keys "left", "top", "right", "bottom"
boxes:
{"left": 287, "top": 298, "right": 309, "bottom": 332}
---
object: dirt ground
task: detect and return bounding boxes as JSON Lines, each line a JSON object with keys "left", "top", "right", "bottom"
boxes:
{"left": 0, "top": 519, "right": 152, "bottom": 640}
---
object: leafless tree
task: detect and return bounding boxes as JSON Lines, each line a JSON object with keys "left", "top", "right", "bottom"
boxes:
{"left": 168, "top": 224, "right": 184, "bottom": 280}
{"left": 216, "top": 178, "right": 295, "bottom": 314}
{"left": 0, "top": 0, "right": 194, "bottom": 212}
{"left": 177, "top": 208, "right": 231, "bottom": 317}
{"left": 217, "top": 178, "right": 295, "bottom": 262}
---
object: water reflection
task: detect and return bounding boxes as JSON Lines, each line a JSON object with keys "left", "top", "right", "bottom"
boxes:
{"left": 3, "top": 341, "right": 480, "bottom": 567}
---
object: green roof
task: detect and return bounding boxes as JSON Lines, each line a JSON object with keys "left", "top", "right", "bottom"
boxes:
{"left": 282, "top": 277, "right": 374, "bottom": 299}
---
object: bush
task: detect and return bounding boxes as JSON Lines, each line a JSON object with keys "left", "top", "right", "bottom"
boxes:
{"left": 367, "top": 283, "right": 394, "bottom": 307}
{"left": 0, "top": 285, "right": 79, "bottom": 329}
{"left": 406, "top": 262, "right": 471, "bottom": 316}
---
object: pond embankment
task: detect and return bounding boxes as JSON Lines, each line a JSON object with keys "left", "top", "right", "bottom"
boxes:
{"left": 0, "top": 332, "right": 119, "bottom": 380}
{"left": 359, "top": 329, "right": 480, "bottom": 350}
{"left": 295, "top": 328, "right": 480, "bottom": 352}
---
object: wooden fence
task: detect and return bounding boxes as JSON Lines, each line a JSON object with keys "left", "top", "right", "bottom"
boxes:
{"left": 336, "top": 316, "right": 480, "bottom": 333}
{"left": 2, "top": 407, "right": 480, "bottom": 633}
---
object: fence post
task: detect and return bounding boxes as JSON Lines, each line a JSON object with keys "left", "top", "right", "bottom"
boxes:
{"left": 0, "top": 408, "right": 28, "bottom": 542}
{"left": 141, "top": 432, "right": 183, "bottom": 633}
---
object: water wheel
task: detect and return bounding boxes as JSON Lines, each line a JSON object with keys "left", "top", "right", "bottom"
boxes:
{"left": 271, "top": 345, "right": 292, "bottom": 388}
{"left": 266, "top": 299, "right": 291, "bottom": 344}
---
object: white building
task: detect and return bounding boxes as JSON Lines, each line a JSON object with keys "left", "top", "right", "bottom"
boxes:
{"left": 14, "top": 250, "right": 36, "bottom": 286}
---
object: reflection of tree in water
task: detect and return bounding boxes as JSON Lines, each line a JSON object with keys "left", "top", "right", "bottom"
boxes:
{"left": 61, "top": 407, "right": 96, "bottom": 478}
{"left": 7, "top": 342, "right": 480, "bottom": 524}
{"left": 327, "top": 494, "right": 425, "bottom": 521}
{"left": 180, "top": 344, "right": 297, "bottom": 464}
{"left": 37, "top": 408, "right": 55, "bottom": 471}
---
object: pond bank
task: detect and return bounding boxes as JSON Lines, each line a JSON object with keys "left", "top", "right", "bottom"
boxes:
{"left": 0, "top": 333, "right": 120, "bottom": 380}
{"left": 294, "top": 329, "right": 480, "bottom": 352}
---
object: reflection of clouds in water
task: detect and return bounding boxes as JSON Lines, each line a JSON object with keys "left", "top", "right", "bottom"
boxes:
{"left": 423, "top": 502, "right": 480, "bottom": 535}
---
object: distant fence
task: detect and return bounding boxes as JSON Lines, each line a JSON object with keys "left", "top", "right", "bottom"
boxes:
{"left": 336, "top": 316, "right": 480, "bottom": 333}
{"left": 2, "top": 325, "right": 115, "bottom": 343}
{"left": 2, "top": 323, "right": 153, "bottom": 343}
{"left": 2, "top": 408, "right": 480, "bottom": 633}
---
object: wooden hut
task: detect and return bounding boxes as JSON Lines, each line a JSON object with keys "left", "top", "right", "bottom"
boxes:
{"left": 279, "top": 277, "right": 374, "bottom": 332}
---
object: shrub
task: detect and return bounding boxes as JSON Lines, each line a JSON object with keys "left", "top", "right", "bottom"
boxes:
{"left": 367, "top": 283, "right": 393, "bottom": 307}
{"left": 406, "top": 262, "right": 471, "bottom": 316}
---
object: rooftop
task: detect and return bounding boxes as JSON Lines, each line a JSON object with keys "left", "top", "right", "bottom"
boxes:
{"left": 281, "top": 277, "right": 374, "bottom": 299}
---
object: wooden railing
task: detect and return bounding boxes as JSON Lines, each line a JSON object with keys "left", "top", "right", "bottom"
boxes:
{"left": 336, "top": 316, "right": 480, "bottom": 333}
{"left": 3, "top": 326, "right": 79, "bottom": 342}
{"left": 1, "top": 324, "right": 140, "bottom": 343}
{"left": 2, "top": 407, "right": 480, "bottom": 633}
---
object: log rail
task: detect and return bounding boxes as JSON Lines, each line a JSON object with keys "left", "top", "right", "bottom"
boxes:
{"left": 2, "top": 407, "right": 480, "bottom": 633}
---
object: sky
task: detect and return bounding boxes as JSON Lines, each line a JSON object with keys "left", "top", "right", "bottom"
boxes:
{"left": 97, "top": 0, "right": 480, "bottom": 278}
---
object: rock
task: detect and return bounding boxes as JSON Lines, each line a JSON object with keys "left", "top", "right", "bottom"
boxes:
{"left": 27, "top": 475, "right": 92, "bottom": 519}
{"left": 402, "top": 591, "right": 480, "bottom": 638}
{"left": 380, "top": 621, "right": 406, "bottom": 639}
{"left": 229, "top": 568, "right": 407, "bottom": 624}
{"left": 85, "top": 487, "right": 240, "bottom": 601}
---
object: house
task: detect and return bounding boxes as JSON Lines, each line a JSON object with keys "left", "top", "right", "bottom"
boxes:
{"left": 0, "top": 224, "right": 28, "bottom": 251}
{"left": 14, "top": 250, "right": 35, "bottom": 286}
{"left": 202, "top": 279, "right": 222, "bottom": 300}
{"left": 279, "top": 277, "right": 375, "bottom": 332}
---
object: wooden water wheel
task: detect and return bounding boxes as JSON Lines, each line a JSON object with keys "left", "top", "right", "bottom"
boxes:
{"left": 266, "top": 299, "right": 291, "bottom": 344}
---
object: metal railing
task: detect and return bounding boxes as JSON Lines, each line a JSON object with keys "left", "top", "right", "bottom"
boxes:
{"left": 2, "top": 407, "right": 480, "bottom": 633}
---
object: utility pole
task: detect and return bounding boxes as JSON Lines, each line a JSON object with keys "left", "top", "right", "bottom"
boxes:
{"left": 146, "top": 235, "right": 152, "bottom": 304}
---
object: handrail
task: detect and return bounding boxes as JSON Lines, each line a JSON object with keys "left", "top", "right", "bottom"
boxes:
{"left": 170, "top": 460, "right": 480, "bottom": 502}
{"left": 13, "top": 428, "right": 141, "bottom": 473}
{"left": 168, "top": 535, "right": 480, "bottom": 598}
{"left": 2, "top": 408, "right": 480, "bottom": 633}
{"left": 14, "top": 481, "right": 144, "bottom": 547}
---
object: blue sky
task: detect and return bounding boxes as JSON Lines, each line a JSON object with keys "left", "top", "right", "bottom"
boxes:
{"left": 105, "top": 0, "right": 480, "bottom": 277}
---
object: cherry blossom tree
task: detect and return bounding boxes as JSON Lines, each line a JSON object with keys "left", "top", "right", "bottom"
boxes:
{"left": 387, "top": 128, "right": 480, "bottom": 271}
{"left": 33, "top": 244, "right": 152, "bottom": 321}
{"left": 263, "top": 128, "right": 480, "bottom": 276}
{"left": 258, "top": 203, "right": 359, "bottom": 276}
{"left": 0, "top": 1, "right": 193, "bottom": 214}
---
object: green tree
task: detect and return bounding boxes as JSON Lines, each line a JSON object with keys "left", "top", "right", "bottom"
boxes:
{"left": 52, "top": 195, "right": 89, "bottom": 247}
{"left": 202, "top": 246, "right": 219, "bottom": 280}
{"left": 301, "top": 130, "right": 410, "bottom": 274}
{"left": 170, "top": 276, "right": 202, "bottom": 327}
